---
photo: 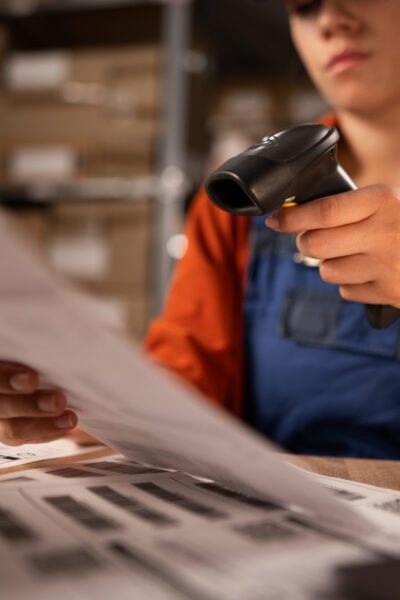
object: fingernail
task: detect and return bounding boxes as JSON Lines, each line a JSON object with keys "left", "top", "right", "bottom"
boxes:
{"left": 10, "top": 372, "right": 36, "bottom": 392}
{"left": 38, "top": 394, "right": 62, "bottom": 413}
{"left": 54, "top": 414, "right": 76, "bottom": 430}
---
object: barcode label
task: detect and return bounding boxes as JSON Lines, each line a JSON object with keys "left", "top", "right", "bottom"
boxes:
{"left": 375, "top": 498, "right": 400, "bottom": 514}
{"left": 28, "top": 547, "right": 102, "bottom": 577}
{"left": 326, "top": 486, "right": 364, "bottom": 501}
{"left": 0, "top": 507, "right": 37, "bottom": 542}
{"left": 45, "top": 495, "right": 120, "bottom": 531}
{"left": 0, "top": 476, "right": 34, "bottom": 483}
{"left": 47, "top": 467, "right": 104, "bottom": 478}
{"left": 90, "top": 486, "right": 177, "bottom": 526}
{"left": 235, "top": 520, "right": 298, "bottom": 543}
{"left": 197, "top": 482, "right": 279, "bottom": 510}
{"left": 109, "top": 541, "right": 210, "bottom": 600}
{"left": 0, "top": 454, "right": 18, "bottom": 462}
{"left": 86, "top": 461, "right": 162, "bottom": 475}
{"left": 135, "top": 482, "right": 227, "bottom": 520}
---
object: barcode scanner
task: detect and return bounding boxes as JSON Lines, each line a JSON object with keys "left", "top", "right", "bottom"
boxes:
{"left": 205, "top": 124, "right": 400, "bottom": 329}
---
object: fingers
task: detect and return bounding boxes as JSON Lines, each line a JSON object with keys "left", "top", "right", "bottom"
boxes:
{"left": 0, "top": 410, "right": 78, "bottom": 446}
{"left": 0, "top": 362, "right": 38, "bottom": 394}
{"left": 0, "top": 390, "right": 67, "bottom": 419}
{"left": 68, "top": 428, "right": 100, "bottom": 446}
{"left": 339, "top": 283, "right": 387, "bottom": 305}
{"left": 265, "top": 185, "right": 386, "bottom": 233}
{"left": 319, "top": 254, "right": 378, "bottom": 286}
{"left": 295, "top": 219, "right": 372, "bottom": 260}
{"left": 0, "top": 362, "right": 77, "bottom": 446}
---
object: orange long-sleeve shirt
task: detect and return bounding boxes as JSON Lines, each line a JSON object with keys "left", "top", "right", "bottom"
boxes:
{"left": 145, "top": 189, "right": 249, "bottom": 416}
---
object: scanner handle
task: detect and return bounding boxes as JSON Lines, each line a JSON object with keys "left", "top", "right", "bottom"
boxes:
{"left": 365, "top": 305, "right": 400, "bottom": 329}
{"left": 328, "top": 167, "right": 400, "bottom": 329}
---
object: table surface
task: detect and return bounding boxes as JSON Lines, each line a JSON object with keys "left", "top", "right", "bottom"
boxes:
{"left": 2, "top": 446, "right": 400, "bottom": 491}
{"left": 284, "top": 454, "right": 400, "bottom": 491}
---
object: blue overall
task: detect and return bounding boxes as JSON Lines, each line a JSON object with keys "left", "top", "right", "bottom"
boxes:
{"left": 244, "top": 216, "right": 400, "bottom": 459}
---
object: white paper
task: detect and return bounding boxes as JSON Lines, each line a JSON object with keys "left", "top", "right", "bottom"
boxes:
{"left": 0, "top": 438, "right": 102, "bottom": 470}
{"left": 8, "top": 146, "right": 78, "bottom": 182}
{"left": 0, "top": 457, "right": 377, "bottom": 600}
{"left": 3, "top": 51, "right": 70, "bottom": 91}
{"left": 48, "top": 225, "right": 110, "bottom": 279}
{"left": 0, "top": 211, "right": 374, "bottom": 542}
{"left": 1, "top": 457, "right": 400, "bottom": 599}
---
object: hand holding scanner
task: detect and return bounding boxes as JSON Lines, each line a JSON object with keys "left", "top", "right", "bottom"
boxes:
{"left": 205, "top": 124, "right": 400, "bottom": 329}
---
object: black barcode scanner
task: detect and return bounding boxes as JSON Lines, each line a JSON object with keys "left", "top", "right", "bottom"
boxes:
{"left": 205, "top": 124, "right": 400, "bottom": 329}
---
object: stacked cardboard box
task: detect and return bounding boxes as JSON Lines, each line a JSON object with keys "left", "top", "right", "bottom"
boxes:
{"left": 0, "top": 45, "right": 163, "bottom": 181}
{"left": 0, "top": 44, "right": 163, "bottom": 338}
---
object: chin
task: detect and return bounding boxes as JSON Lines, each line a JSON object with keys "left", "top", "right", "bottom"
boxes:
{"left": 320, "top": 83, "right": 386, "bottom": 115}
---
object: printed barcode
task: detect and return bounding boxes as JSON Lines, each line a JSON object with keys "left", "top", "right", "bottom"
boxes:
{"left": 197, "top": 482, "right": 279, "bottom": 510}
{"left": 28, "top": 547, "right": 102, "bottom": 577}
{"left": 47, "top": 467, "right": 104, "bottom": 478}
{"left": 159, "top": 540, "right": 220, "bottom": 571}
{"left": 89, "top": 486, "right": 177, "bottom": 526}
{"left": 375, "top": 498, "right": 400, "bottom": 514}
{"left": 86, "top": 461, "right": 162, "bottom": 475}
{"left": 235, "top": 520, "right": 298, "bottom": 543}
{"left": 135, "top": 482, "right": 227, "bottom": 520}
{"left": 0, "top": 476, "right": 34, "bottom": 483}
{"left": 109, "top": 541, "right": 210, "bottom": 600}
{"left": 326, "top": 486, "right": 364, "bottom": 501}
{"left": 0, "top": 507, "right": 37, "bottom": 542}
{"left": 45, "top": 495, "right": 120, "bottom": 531}
{"left": 0, "top": 454, "right": 18, "bottom": 461}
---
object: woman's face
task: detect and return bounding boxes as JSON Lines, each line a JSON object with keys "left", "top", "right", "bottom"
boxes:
{"left": 286, "top": 0, "right": 400, "bottom": 114}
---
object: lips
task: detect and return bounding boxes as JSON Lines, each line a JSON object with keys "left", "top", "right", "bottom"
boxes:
{"left": 326, "top": 49, "right": 371, "bottom": 75}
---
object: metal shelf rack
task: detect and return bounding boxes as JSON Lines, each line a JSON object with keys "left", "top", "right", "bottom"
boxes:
{"left": 0, "top": 0, "right": 193, "bottom": 314}
{"left": 0, "top": 0, "right": 163, "bottom": 17}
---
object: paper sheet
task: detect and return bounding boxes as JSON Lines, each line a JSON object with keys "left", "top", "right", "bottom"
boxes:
{"left": 0, "top": 457, "right": 376, "bottom": 599}
{"left": 0, "top": 438, "right": 103, "bottom": 470}
{"left": 0, "top": 211, "right": 371, "bottom": 539}
{"left": 1, "top": 456, "right": 400, "bottom": 600}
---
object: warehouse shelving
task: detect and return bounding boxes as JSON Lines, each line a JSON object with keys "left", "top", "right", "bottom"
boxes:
{"left": 0, "top": 0, "right": 193, "bottom": 314}
{"left": 0, "top": 0, "right": 164, "bottom": 17}
{"left": 0, "top": 176, "right": 159, "bottom": 203}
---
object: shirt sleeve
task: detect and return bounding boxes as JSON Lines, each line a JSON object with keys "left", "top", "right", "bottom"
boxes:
{"left": 144, "top": 188, "right": 249, "bottom": 414}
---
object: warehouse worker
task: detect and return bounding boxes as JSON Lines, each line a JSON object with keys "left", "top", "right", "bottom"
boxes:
{"left": 1, "top": 0, "right": 400, "bottom": 456}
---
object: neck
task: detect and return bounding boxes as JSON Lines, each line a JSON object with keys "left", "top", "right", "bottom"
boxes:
{"left": 336, "top": 105, "right": 400, "bottom": 187}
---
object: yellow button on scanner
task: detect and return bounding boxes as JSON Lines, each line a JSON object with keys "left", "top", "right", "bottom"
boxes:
{"left": 282, "top": 196, "right": 298, "bottom": 209}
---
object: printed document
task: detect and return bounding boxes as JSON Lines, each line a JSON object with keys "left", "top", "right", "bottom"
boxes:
{"left": 1, "top": 212, "right": 400, "bottom": 598}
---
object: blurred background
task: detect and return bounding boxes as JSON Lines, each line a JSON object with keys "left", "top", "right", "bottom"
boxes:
{"left": 0, "top": 0, "right": 329, "bottom": 339}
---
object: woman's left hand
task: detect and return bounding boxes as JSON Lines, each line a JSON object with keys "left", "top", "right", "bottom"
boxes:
{"left": 265, "top": 184, "right": 400, "bottom": 307}
{"left": 68, "top": 428, "right": 101, "bottom": 446}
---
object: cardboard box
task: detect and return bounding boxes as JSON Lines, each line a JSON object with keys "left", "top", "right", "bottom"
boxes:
{"left": 4, "top": 202, "right": 153, "bottom": 338}
{"left": 5, "top": 207, "right": 50, "bottom": 256}
{"left": 76, "top": 283, "right": 151, "bottom": 339}
{"left": 0, "top": 98, "right": 159, "bottom": 153}
{"left": 3, "top": 45, "right": 163, "bottom": 92}
{"left": 47, "top": 200, "right": 154, "bottom": 287}
{"left": 0, "top": 44, "right": 162, "bottom": 182}
{"left": 0, "top": 98, "right": 158, "bottom": 181}
{"left": 0, "top": 144, "right": 156, "bottom": 182}
{"left": 4, "top": 71, "right": 162, "bottom": 118}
